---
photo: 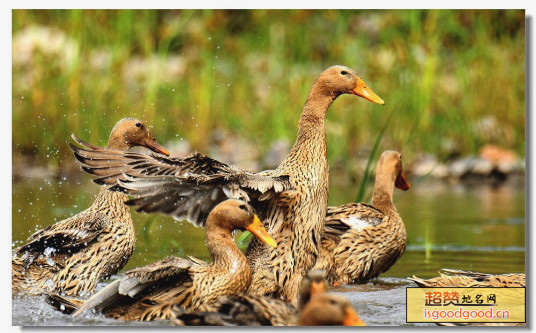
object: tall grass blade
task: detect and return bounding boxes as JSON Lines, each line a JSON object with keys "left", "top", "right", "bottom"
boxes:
{"left": 355, "top": 107, "right": 396, "bottom": 203}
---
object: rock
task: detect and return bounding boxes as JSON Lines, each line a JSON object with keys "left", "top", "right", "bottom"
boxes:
{"left": 471, "top": 157, "right": 494, "bottom": 175}
{"left": 410, "top": 154, "right": 449, "bottom": 178}
{"left": 448, "top": 157, "right": 475, "bottom": 178}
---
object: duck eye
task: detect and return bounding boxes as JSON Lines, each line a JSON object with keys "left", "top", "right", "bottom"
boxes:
{"left": 340, "top": 70, "right": 348, "bottom": 75}
{"left": 135, "top": 122, "right": 142, "bottom": 128}
{"left": 238, "top": 204, "right": 248, "bottom": 212}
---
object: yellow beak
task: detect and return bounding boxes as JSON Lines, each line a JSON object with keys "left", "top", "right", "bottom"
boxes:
{"left": 144, "top": 138, "right": 170, "bottom": 156}
{"left": 351, "top": 77, "right": 385, "bottom": 105}
{"left": 246, "top": 215, "right": 277, "bottom": 248}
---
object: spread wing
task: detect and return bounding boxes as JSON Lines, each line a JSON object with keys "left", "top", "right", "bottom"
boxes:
{"left": 72, "top": 256, "right": 193, "bottom": 317}
{"left": 70, "top": 135, "right": 294, "bottom": 227}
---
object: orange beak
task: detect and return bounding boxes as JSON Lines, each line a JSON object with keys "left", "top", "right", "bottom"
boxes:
{"left": 246, "top": 215, "right": 277, "bottom": 248}
{"left": 343, "top": 307, "right": 367, "bottom": 326}
{"left": 351, "top": 77, "right": 385, "bottom": 105}
{"left": 395, "top": 171, "right": 411, "bottom": 191}
{"left": 144, "top": 138, "right": 170, "bottom": 156}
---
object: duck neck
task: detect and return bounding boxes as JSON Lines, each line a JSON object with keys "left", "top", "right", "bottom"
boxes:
{"left": 206, "top": 225, "right": 246, "bottom": 269}
{"left": 283, "top": 84, "right": 336, "bottom": 165}
{"left": 298, "top": 83, "right": 337, "bottom": 129}
{"left": 106, "top": 134, "right": 131, "bottom": 151}
{"left": 371, "top": 171, "right": 397, "bottom": 215}
{"left": 91, "top": 186, "right": 131, "bottom": 219}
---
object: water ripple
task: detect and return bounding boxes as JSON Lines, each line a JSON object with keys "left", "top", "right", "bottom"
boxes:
{"left": 406, "top": 244, "right": 525, "bottom": 252}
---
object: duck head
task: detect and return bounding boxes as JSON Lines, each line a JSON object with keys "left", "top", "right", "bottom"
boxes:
{"left": 298, "top": 270, "right": 329, "bottom": 310}
{"left": 208, "top": 199, "right": 277, "bottom": 248}
{"left": 315, "top": 65, "right": 384, "bottom": 105}
{"left": 107, "top": 118, "right": 170, "bottom": 156}
{"left": 378, "top": 150, "right": 411, "bottom": 191}
{"left": 297, "top": 294, "right": 367, "bottom": 326}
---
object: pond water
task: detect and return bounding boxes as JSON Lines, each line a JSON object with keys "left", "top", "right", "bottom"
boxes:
{"left": 12, "top": 173, "right": 525, "bottom": 326}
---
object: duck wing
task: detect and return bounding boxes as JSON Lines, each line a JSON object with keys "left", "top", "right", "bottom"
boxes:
{"left": 70, "top": 135, "right": 293, "bottom": 227}
{"left": 323, "top": 203, "right": 403, "bottom": 283}
{"left": 174, "top": 294, "right": 297, "bottom": 326}
{"left": 70, "top": 134, "right": 233, "bottom": 185}
{"left": 71, "top": 256, "right": 194, "bottom": 317}
{"left": 324, "top": 203, "right": 385, "bottom": 237}
{"left": 16, "top": 213, "right": 109, "bottom": 262}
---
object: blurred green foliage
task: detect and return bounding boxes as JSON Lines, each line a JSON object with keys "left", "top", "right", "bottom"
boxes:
{"left": 12, "top": 10, "right": 525, "bottom": 171}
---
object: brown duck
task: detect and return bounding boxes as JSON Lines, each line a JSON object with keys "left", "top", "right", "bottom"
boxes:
{"left": 47, "top": 199, "right": 277, "bottom": 321}
{"left": 173, "top": 270, "right": 366, "bottom": 326}
{"left": 12, "top": 118, "right": 169, "bottom": 297}
{"left": 313, "top": 150, "right": 410, "bottom": 285}
{"left": 68, "top": 65, "right": 385, "bottom": 303}
{"left": 409, "top": 269, "right": 525, "bottom": 288}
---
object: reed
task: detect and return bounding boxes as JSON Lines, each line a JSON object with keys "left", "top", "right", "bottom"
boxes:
{"left": 12, "top": 10, "right": 525, "bottom": 172}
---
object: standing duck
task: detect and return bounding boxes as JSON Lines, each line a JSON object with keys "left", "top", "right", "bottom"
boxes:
{"left": 409, "top": 269, "right": 525, "bottom": 287}
{"left": 68, "top": 65, "right": 385, "bottom": 303}
{"left": 12, "top": 118, "right": 170, "bottom": 297}
{"left": 47, "top": 200, "right": 277, "bottom": 321}
{"left": 313, "top": 150, "right": 410, "bottom": 285}
{"left": 173, "top": 270, "right": 366, "bottom": 326}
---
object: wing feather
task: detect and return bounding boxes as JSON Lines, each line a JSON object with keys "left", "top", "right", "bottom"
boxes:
{"left": 70, "top": 135, "right": 294, "bottom": 227}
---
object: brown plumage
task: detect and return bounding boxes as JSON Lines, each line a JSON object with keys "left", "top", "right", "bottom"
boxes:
{"left": 297, "top": 294, "right": 365, "bottom": 326}
{"left": 47, "top": 199, "right": 276, "bottom": 321}
{"left": 409, "top": 269, "right": 525, "bottom": 288}
{"left": 68, "top": 65, "right": 384, "bottom": 303}
{"left": 172, "top": 270, "right": 366, "bottom": 326}
{"left": 313, "top": 150, "right": 410, "bottom": 285}
{"left": 12, "top": 118, "right": 169, "bottom": 297}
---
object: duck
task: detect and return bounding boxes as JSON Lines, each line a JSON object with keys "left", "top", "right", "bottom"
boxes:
{"left": 68, "top": 65, "right": 385, "bottom": 303}
{"left": 46, "top": 199, "right": 277, "bottom": 321}
{"left": 12, "top": 118, "right": 170, "bottom": 297}
{"left": 408, "top": 269, "right": 525, "bottom": 288}
{"left": 172, "top": 270, "right": 366, "bottom": 326}
{"left": 313, "top": 150, "right": 410, "bottom": 285}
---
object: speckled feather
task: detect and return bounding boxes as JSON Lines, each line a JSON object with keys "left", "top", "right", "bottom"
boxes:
{"left": 12, "top": 188, "right": 135, "bottom": 297}
{"left": 171, "top": 270, "right": 365, "bottom": 326}
{"left": 313, "top": 151, "right": 409, "bottom": 285}
{"left": 13, "top": 118, "right": 169, "bottom": 297}
{"left": 47, "top": 200, "right": 265, "bottom": 322}
{"left": 70, "top": 66, "right": 384, "bottom": 303}
{"left": 171, "top": 270, "right": 327, "bottom": 326}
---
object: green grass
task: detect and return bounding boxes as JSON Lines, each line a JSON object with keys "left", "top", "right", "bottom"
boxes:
{"left": 12, "top": 10, "right": 525, "bottom": 173}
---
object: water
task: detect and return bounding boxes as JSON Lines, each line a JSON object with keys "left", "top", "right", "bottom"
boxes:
{"left": 12, "top": 175, "right": 525, "bottom": 326}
